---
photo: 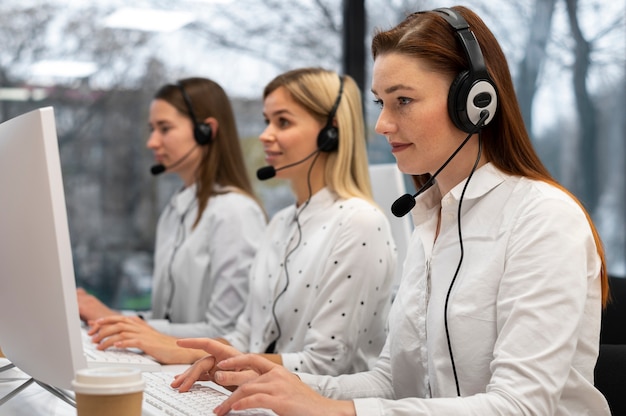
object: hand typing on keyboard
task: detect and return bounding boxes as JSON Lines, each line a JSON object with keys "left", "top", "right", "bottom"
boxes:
{"left": 171, "top": 338, "right": 253, "bottom": 393}
{"left": 143, "top": 372, "right": 278, "bottom": 416}
{"left": 86, "top": 315, "right": 199, "bottom": 364}
{"left": 81, "top": 328, "right": 162, "bottom": 372}
{"left": 170, "top": 340, "right": 307, "bottom": 416}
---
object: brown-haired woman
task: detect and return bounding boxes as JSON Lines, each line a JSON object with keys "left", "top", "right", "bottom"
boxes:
{"left": 78, "top": 77, "right": 266, "bottom": 339}
{"left": 180, "top": 7, "right": 610, "bottom": 416}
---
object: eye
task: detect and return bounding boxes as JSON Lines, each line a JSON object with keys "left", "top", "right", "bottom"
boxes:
{"left": 278, "top": 117, "right": 290, "bottom": 128}
{"left": 373, "top": 98, "right": 383, "bottom": 109}
{"left": 398, "top": 97, "right": 412, "bottom": 106}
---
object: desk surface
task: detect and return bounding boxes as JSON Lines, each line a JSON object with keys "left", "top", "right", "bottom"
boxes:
{"left": 0, "top": 358, "right": 190, "bottom": 416}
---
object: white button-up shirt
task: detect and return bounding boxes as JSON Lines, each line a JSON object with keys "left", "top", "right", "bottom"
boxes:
{"left": 224, "top": 187, "right": 396, "bottom": 375}
{"left": 302, "top": 164, "right": 610, "bottom": 415}
{"left": 148, "top": 184, "right": 266, "bottom": 338}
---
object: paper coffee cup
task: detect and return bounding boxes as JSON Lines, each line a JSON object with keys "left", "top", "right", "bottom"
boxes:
{"left": 72, "top": 367, "right": 145, "bottom": 416}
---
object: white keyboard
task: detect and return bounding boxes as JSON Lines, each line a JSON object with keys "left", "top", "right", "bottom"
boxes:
{"left": 142, "top": 372, "right": 277, "bottom": 416}
{"left": 81, "top": 329, "right": 162, "bottom": 372}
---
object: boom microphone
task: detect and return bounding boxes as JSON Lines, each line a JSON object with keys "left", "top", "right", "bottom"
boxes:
{"left": 256, "top": 165, "right": 278, "bottom": 180}
{"left": 256, "top": 149, "right": 319, "bottom": 181}
{"left": 391, "top": 111, "right": 490, "bottom": 217}
{"left": 150, "top": 164, "right": 167, "bottom": 175}
{"left": 150, "top": 145, "right": 198, "bottom": 176}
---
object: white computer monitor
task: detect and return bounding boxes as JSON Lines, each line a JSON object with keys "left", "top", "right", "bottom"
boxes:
{"left": 0, "top": 107, "right": 87, "bottom": 391}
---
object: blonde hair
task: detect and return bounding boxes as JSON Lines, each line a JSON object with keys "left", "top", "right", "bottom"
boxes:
{"left": 263, "top": 68, "right": 373, "bottom": 202}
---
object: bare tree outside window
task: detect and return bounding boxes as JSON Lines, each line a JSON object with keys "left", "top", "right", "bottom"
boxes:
{"left": 0, "top": 0, "right": 623, "bottom": 309}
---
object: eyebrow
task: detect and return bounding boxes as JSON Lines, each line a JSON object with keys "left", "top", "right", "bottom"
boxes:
{"left": 149, "top": 119, "right": 168, "bottom": 128}
{"left": 263, "top": 108, "right": 293, "bottom": 119}
{"left": 371, "top": 84, "right": 415, "bottom": 95}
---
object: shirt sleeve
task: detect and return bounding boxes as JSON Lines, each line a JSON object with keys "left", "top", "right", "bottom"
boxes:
{"left": 298, "top": 338, "right": 395, "bottom": 399}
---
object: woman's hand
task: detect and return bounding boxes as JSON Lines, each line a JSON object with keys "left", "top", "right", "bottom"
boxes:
{"left": 87, "top": 316, "right": 200, "bottom": 364}
{"left": 171, "top": 338, "right": 247, "bottom": 392}
{"left": 76, "top": 288, "right": 120, "bottom": 322}
{"left": 212, "top": 354, "right": 356, "bottom": 416}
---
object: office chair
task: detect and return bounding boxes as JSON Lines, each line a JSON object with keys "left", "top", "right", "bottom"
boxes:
{"left": 595, "top": 275, "right": 626, "bottom": 415}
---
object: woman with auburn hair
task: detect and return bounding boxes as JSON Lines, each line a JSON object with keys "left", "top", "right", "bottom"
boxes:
{"left": 78, "top": 77, "right": 267, "bottom": 338}
{"left": 87, "top": 68, "right": 396, "bottom": 377}
{"left": 171, "top": 6, "right": 610, "bottom": 416}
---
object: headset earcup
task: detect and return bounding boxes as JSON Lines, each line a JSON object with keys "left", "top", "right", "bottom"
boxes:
{"left": 449, "top": 71, "right": 498, "bottom": 132}
{"left": 317, "top": 126, "right": 339, "bottom": 152}
{"left": 447, "top": 70, "right": 474, "bottom": 133}
{"left": 194, "top": 123, "right": 213, "bottom": 145}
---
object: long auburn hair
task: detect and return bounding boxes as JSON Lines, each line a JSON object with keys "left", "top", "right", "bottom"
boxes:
{"left": 154, "top": 77, "right": 263, "bottom": 227}
{"left": 372, "top": 6, "right": 608, "bottom": 306}
{"left": 263, "top": 68, "right": 373, "bottom": 203}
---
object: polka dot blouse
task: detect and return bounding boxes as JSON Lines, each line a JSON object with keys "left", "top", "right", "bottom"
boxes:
{"left": 223, "top": 187, "right": 397, "bottom": 376}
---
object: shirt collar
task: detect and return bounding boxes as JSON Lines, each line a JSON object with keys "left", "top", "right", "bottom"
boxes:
{"left": 448, "top": 162, "right": 506, "bottom": 201}
{"left": 410, "top": 163, "right": 506, "bottom": 224}
{"left": 170, "top": 183, "right": 197, "bottom": 215}
{"left": 292, "top": 187, "right": 339, "bottom": 222}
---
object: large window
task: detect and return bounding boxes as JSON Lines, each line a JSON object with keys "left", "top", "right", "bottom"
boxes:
{"left": 1, "top": 0, "right": 624, "bottom": 309}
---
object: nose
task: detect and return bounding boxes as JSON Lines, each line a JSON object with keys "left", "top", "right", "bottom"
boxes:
{"left": 146, "top": 129, "right": 160, "bottom": 150}
{"left": 374, "top": 108, "right": 396, "bottom": 137}
{"left": 259, "top": 125, "right": 276, "bottom": 144}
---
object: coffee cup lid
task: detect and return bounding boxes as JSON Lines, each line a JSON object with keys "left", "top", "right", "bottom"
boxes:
{"left": 72, "top": 367, "right": 145, "bottom": 395}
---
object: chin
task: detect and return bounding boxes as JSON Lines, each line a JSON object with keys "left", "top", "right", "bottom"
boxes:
{"left": 394, "top": 158, "right": 420, "bottom": 176}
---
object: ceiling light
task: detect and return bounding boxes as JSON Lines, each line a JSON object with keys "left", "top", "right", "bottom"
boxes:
{"left": 0, "top": 88, "right": 48, "bottom": 101}
{"left": 30, "top": 60, "right": 98, "bottom": 79}
{"left": 104, "top": 8, "right": 195, "bottom": 32}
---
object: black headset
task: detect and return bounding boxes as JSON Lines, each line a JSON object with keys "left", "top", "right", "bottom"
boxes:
{"left": 177, "top": 82, "right": 213, "bottom": 145}
{"left": 432, "top": 8, "right": 498, "bottom": 133}
{"left": 316, "top": 75, "right": 344, "bottom": 152}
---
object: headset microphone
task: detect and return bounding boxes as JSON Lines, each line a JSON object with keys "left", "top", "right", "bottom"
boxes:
{"left": 150, "top": 164, "right": 167, "bottom": 175}
{"left": 256, "top": 149, "right": 320, "bottom": 181}
{"left": 150, "top": 145, "right": 198, "bottom": 176}
{"left": 391, "top": 110, "right": 490, "bottom": 217}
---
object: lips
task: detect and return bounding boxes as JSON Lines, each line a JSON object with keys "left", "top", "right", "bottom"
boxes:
{"left": 264, "top": 150, "right": 282, "bottom": 163}
{"left": 390, "top": 142, "right": 412, "bottom": 153}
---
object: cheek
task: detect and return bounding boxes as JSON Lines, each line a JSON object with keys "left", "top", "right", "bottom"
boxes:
{"left": 284, "top": 127, "right": 320, "bottom": 154}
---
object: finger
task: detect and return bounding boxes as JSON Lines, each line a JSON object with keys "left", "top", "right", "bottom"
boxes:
{"left": 214, "top": 388, "right": 275, "bottom": 416}
{"left": 93, "top": 315, "right": 128, "bottom": 326}
{"left": 87, "top": 324, "right": 100, "bottom": 335}
{"left": 96, "top": 334, "right": 126, "bottom": 350}
{"left": 170, "top": 355, "right": 216, "bottom": 392}
{"left": 111, "top": 338, "right": 144, "bottom": 351}
{"left": 217, "top": 353, "right": 277, "bottom": 374}
{"left": 90, "top": 323, "right": 126, "bottom": 342}
{"left": 176, "top": 337, "right": 226, "bottom": 352}
{"left": 214, "top": 369, "right": 259, "bottom": 388}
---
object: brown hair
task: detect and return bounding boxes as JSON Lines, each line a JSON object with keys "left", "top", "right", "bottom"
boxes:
{"left": 372, "top": 6, "right": 608, "bottom": 305}
{"left": 154, "top": 77, "right": 263, "bottom": 226}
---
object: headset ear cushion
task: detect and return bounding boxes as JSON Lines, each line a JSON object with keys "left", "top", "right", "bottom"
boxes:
{"left": 449, "top": 71, "right": 498, "bottom": 133}
{"left": 194, "top": 123, "right": 213, "bottom": 145}
{"left": 447, "top": 70, "right": 474, "bottom": 133}
{"left": 317, "top": 126, "right": 339, "bottom": 152}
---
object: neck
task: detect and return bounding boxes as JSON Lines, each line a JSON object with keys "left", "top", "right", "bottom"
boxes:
{"left": 435, "top": 138, "right": 486, "bottom": 196}
{"left": 291, "top": 160, "right": 327, "bottom": 206}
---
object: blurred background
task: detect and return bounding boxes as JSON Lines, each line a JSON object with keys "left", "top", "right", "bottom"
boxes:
{"left": 0, "top": 0, "right": 624, "bottom": 310}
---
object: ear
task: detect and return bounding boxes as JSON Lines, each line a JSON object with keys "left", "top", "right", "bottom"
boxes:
{"left": 204, "top": 117, "right": 219, "bottom": 138}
